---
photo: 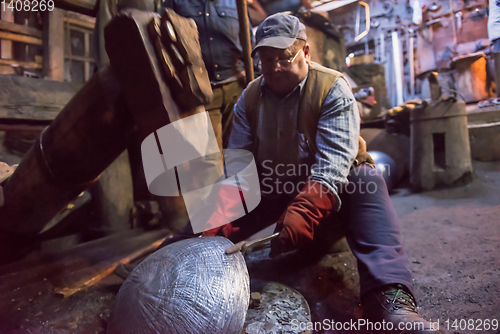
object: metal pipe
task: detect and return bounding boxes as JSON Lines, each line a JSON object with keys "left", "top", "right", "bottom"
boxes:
{"left": 355, "top": 3, "right": 360, "bottom": 38}
{"left": 354, "top": 1, "right": 370, "bottom": 42}
{"left": 494, "top": 52, "right": 500, "bottom": 98}
{"left": 448, "top": 0, "right": 457, "bottom": 45}
{"left": 380, "top": 32, "right": 385, "bottom": 63}
{"left": 409, "top": 29, "right": 415, "bottom": 98}
{"left": 236, "top": 0, "right": 254, "bottom": 85}
{"left": 392, "top": 31, "right": 404, "bottom": 106}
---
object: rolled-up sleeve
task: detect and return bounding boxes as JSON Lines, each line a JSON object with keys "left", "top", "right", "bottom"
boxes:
{"left": 309, "top": 77, "right": 360, "bottom": 211}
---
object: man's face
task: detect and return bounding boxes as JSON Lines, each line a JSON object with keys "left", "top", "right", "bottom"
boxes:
{"left": 258, "top": 43, "right": 310, "bottom": 96}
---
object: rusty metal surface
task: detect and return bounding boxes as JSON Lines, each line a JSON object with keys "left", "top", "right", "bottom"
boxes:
{"left": 244, "top": 282, "right": 311, "bottom": 334}
{"left": 246, "top": 248, "right": 363, "bottom": 334}
{"left": 160, "top": 9, "right": 213, "bottom": 108}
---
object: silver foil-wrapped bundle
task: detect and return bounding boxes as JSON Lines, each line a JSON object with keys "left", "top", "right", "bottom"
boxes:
{"left": 108, "top": 237, "right": 250, "bottom": 334}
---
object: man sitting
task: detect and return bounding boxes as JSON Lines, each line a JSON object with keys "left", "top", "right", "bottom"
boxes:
{"left": 204, "top": 13, "right": 443, "bottom": 334}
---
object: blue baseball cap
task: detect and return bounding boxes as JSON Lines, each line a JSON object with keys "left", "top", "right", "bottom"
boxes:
{"left": 252, "top": 13, "right": 307, "bottom": 57}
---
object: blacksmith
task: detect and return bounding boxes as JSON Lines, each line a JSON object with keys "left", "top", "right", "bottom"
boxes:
{"left": 204, "top": 13, "right": 443, "bottom": 334}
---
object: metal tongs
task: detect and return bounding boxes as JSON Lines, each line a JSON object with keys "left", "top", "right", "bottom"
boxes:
{"left": 225, "top": 232, "right": 280, "bottom": 257}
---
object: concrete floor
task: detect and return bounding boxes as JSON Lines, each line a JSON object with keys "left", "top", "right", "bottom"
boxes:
{"left": 393, "top": 160, "right": 500, "bottom": 329}
{"left": 247, "top": 159, "right": 500, "bottom": 333}
{"left": 0, "top": 133, "right": 499, "bottom": 333}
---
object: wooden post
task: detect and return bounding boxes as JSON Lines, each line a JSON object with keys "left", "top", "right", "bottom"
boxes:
{"left": 236, "top": 0, "right": 254, "bottom": 85}
{"left": 42, "top": 9, "right": 65, "bottom": 81}
{"left": 0, "top": 4, "right": 14, "bottom": 75}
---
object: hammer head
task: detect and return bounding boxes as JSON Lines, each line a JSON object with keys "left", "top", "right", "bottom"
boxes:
{"left": 105, "top": 8, "right": 213, "bottom": 133}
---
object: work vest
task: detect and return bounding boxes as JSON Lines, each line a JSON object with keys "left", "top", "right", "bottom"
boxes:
{"left": 244, "top": 61, "right": 345, "bottom": 156}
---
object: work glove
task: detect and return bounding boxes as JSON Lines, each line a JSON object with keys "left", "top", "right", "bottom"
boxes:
{"left": 201, "top": 185, "right": 243, "bottom": 239}
{"left": 269, "top": 180, "right": 338, "bottom": 257}
{"left": 355, "top": 136, "right": 375, "bottom": 167}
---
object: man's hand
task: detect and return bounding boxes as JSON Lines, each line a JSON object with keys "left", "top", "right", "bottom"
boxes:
{"left": 269, "top": 180, "right": 337, "bottom": 257}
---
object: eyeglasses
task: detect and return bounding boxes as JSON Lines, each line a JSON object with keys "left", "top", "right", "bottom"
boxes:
{"left": 259, "top": 49, "right": 302, "bottom": 74}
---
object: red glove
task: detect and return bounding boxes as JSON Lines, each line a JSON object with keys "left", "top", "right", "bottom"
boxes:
{"left": 201, "top": 185, "right": 242, "bottom": 239}
{"left": 269, "top": 180, "right": 338, "bottom": 257}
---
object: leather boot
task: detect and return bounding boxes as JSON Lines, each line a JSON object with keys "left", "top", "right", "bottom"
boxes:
{"left": 362, "top": 284, "right": 444, "bottom": 334}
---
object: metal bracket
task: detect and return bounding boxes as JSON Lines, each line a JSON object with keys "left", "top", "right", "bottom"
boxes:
{"left": 354, "top": 1, "right": 370, "bottom": 42}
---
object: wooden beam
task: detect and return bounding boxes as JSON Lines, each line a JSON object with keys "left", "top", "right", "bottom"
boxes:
{"left": 42, "top": 9, "right": 65, "bottom": 81}
{"left": 236, "top": 0, "right": 254, "bottom": 84}
{"left": 54, "top": 238, "right": 165, "bottom": 297}
{"left": 63, "top": 17, "right": 95, "bottom": 30}
{"left": 53, "top": 0, "right": 98, "bottom": 17}
{"left": 0, "top": 124, "right": 48, "bottom": 132}
{"left": 0, "top": 75, "right": 78, "bottom": 121}
{"left": 67, "top": 54, "right": 95, "bottom": 62}
{"left": 0, "top": 229, "right": 170, "bottom": 293}
{"left": 0, "top": 229, "right": 143, "bottom": 276}
{"left": 64, "top": 11, "right": 96, "bottom": 30}
{"left": 0, "top": 31, "right": 42, "bottom": 45}
{"left": 0, "top": 105, "right": 61, "bottom": 121}
{"left": 0, "top": 21, "right": 43, "bottom": 38}
{"left": 0, "top": 5, "right": 14, "bottom": 61}
{"left": 0, "top": 58, "right": 42, "bottom": 69}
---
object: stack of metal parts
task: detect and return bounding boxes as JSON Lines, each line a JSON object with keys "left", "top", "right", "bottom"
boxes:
{"left": 108, "top": 237, "right": 250, "bottom": 334}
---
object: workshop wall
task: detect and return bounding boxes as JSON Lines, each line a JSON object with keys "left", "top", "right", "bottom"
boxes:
{"left": 327, "top": 0, "right": 490, "bottom": 107}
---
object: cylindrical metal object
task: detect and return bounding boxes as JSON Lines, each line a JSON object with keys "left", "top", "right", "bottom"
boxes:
{"left": 379, "top": 33, "right": 385, "bottom": 63}
{"left": 408, "top": 30, "right": 415, "bottom": 98}
{"left": 368, "top": 151, "right": 398, "bottom": 190}
{"left": 0, "top": 67, "right": 136, "bottom": 234}
{"left": 448, "top": 0, "right": 457, "bottom": 45}
{"left": 236, "top": 0, "right": 254, "bottom": 85}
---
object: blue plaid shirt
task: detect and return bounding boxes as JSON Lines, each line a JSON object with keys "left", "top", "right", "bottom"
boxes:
{"left": 227, "top": 74, "right": 360, "bottom": 211}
